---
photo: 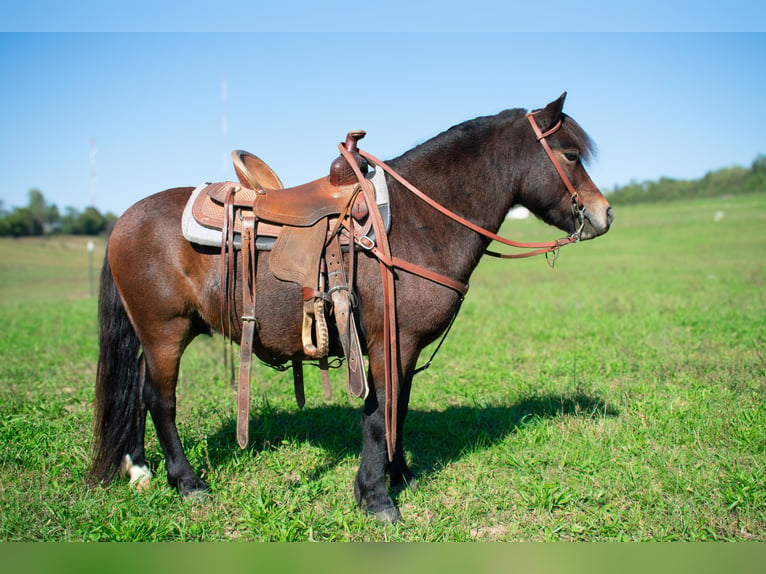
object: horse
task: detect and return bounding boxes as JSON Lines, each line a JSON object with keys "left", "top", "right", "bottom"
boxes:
{"left": 89, "top": 93, "right": 613, "bottom": 523}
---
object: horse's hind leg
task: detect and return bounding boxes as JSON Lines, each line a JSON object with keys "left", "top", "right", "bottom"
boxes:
{"left": 141, "top": 321, "right": 207, "bottom": 496}
{"left": 119, "top": 354, "right": 152, "bottom": 489}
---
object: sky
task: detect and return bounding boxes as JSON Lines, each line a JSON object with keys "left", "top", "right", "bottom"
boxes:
{"left": 1, "top": 3, "right": 765, "bottom": 216}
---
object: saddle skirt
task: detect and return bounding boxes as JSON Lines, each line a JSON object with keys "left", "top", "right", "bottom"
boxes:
{"left": 182, "top": 166, "right": 390, "bottom": 250}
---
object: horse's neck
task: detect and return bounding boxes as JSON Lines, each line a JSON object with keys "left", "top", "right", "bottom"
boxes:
{"left": 387, "top": 139, "right": 518, "bottom": 283}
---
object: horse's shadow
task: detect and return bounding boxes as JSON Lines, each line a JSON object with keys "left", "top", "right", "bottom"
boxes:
{"left": 200, "top": 391, "right": 619, "bottom": 482}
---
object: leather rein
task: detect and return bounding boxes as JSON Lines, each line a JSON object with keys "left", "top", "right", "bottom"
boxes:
{"left": 335, "top": 110, "right": 586, "bottom": 461}
{"left": 353, "top": 109, "right": 585, "bottom": 294}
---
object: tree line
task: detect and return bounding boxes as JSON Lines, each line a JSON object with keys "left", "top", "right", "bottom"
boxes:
{"left": 0, "top": 189, "right": 118, "bottom": 237}
{"left": 606, "top": 154, "right": 766, "bottom": 205}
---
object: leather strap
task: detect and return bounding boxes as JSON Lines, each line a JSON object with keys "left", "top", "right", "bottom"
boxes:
{"left": 237, "top": 212, "right": 257, "bottom": 449}
{"left": 318, "top": 262, "right": 333, "bottom": 401}
{"left": 292, "top": 360, "right": 305, "bottom": 408}
{"left": 339, "top": 144, "right": 399, "bottom": 461}
{"left": 363, "top": 245, "right": 468, "bottom": 295}
{"left": 326, "top": 235, "right": 368, "bottom": 399}
{"left": 319, "top": 357, "right": 332, "bottom": 400}
{"left": 220, "top": 186, "right": 237, "bottom": 390}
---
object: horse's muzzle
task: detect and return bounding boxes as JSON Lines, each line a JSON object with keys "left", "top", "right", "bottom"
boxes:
{"left": 581, "top": 204, "right": 614, "bottom": 240}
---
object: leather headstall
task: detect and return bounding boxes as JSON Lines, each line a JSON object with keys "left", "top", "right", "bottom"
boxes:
{"left": 526, "top": 110, "right": 586, "bottom": 228}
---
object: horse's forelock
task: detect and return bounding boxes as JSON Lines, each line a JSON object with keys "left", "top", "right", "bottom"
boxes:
{"left": 560, "top": 113, "right": 597, "bottom": 165}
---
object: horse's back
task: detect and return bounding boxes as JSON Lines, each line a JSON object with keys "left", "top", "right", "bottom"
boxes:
{"left": 111, "top": 187, "right": 193, "bottom": 238}
{"left": 109, "top": 187, "right": 197, "bottom": 277}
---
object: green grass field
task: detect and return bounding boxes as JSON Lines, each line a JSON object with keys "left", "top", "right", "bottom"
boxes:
{"left": 1, "top": 195, "right": 764, "bottom": 541}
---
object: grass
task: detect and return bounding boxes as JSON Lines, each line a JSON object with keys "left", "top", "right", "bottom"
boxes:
{"left": 0, "top": 235, "right": 106, "bottom": 303}
{"left": 0, "top": 194, "right": 764, "bottom": 541}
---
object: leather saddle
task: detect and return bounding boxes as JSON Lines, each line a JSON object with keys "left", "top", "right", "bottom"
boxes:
{"left": 185, "top": 131, "right": 376, "bottom": 449}
{"left": 194, "top": 169, "right": 365, "bottom": 230}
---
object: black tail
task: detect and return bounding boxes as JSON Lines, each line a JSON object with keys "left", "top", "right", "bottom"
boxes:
{"left": 89, "top": 250, "right": 143, "bottom": 485}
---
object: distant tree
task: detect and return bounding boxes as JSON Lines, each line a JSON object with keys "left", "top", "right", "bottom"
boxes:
{"left": 608, "top": 154, "right": 766, "bottom": 205}
{"left": 77, "top": 207, "right": 107, "bottom": 235}
{"left": 747, "top": 154, "right": 766, "bottom": 193}
{"left": 700, "top": 166, "right": 748, "bottom": 196}
{"left": 26, "top": 189, "right": 60, "bottom": 235}
{"left": 0, "top": 200, "right": 6, "bottom": 235}
{"left": 59, "top": 206, "right": 81, "bottom": 235}
{"left": 0, "top": 191, "right": 114, "bottom": 237}
{"left": 3, "top": 207, "right": 39, "bottom": 236}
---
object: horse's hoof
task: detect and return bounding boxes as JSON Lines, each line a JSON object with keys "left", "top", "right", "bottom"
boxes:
{"left": 130, "top": 471, "right": 152, "bottom": 491}
{"left": 177, "top": 476, "right": 209, "bottom": 499}
{"left": 370, "top": 506, "right": 401, "bottom": 525}
{"left": 120, "top": 455, "right": 152, "bottom": 491}
{"left": 183, "top": 488, "right": 210, "bottom": 502}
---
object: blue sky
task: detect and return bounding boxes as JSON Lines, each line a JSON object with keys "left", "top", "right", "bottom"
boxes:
{"left": 1, "top": 5, "right": 765, "bottom": 215}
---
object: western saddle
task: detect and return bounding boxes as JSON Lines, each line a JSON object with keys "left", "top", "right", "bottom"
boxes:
{"left": 188, "top": 131, "right": 380, "bottom": 450}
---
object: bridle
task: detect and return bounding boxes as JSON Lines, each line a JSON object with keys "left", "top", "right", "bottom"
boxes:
{"left": 526, "top": 110, "right": 585, "bottom": 211}
{"left": 335, "top": 112, "right": 590, "bottom": 461}
{"left": 525, "top": 110, "right": 586, "bottom": 245}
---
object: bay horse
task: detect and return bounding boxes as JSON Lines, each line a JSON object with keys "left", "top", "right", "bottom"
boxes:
{"left": 90, "top": 93, "right": 613, "bottom": 523}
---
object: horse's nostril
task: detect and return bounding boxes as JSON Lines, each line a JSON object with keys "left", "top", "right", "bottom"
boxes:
{"left": 606, "top": 206, "right": 615, "bottom": 226}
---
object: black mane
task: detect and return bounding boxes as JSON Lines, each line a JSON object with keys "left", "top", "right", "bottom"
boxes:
{"left": 394, "top": 108, "right": 526, "bottom": 165}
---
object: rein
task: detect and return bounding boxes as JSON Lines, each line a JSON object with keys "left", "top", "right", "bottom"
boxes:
{"left": 358, "top": 110, "right": 584, "bottom": 270}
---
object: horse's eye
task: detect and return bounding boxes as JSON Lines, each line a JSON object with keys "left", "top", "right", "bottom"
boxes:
{"left": 563, "top": 151, "right": 579, "bottom": 163}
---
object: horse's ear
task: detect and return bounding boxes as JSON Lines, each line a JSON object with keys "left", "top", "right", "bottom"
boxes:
{"left": 534, "top": 92, "right": 567, "bottom": 132}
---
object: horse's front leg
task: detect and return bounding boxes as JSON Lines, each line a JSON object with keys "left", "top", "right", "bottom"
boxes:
{"left": 354, "top": 350, "right": 418, "bottom": 524}
{"left": 355, "top": 385, "right": 401, "bottom": 524}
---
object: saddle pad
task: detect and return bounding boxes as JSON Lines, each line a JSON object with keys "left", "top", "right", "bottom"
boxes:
{"left": 182, "top": 167, "right": 390, "bottom": 249}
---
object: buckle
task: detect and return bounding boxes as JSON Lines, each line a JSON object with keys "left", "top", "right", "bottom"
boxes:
{"left": 357, "top": 235, "right": 375, "bottom": 251}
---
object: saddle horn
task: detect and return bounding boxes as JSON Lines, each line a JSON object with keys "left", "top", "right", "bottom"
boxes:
{"left": 329, "top": 130, "right": 368, "bottom": 186}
